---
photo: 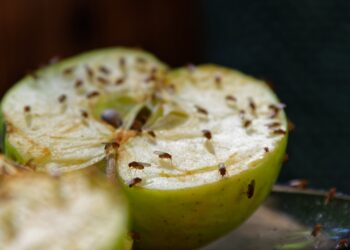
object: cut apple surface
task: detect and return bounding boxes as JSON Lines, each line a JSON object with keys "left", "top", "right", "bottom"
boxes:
{"left": 0, "top": 156, "right": 130, "bottom": 250}
{"left": 1, "top": 48, "right": 288, "bottom": 249}
{"left": 1, "top": 48, "right": 167, "bottom": 171}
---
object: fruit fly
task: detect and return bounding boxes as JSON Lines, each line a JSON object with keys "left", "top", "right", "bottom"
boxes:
{"left": 324, "top": 187, "right": 337, "bottom": 205}
{"left": 147, "top": 130, "right": 156, "bottom": 138}
{"left": 243, "top": 119, "right": 252, "bottom": 128}
{"left": 104, "top": 142, "right": 119, "bottom": 183}
{"left": 195, "top": 105, "right": 208, "bottom": 116}
{"left": 129, "top": 177, "right": 142, "bottom": 187}
{"left": 101, "top": 109, "right": 123, "bottom": 128}
{"left": 311, "top": 224, "right": 322, "bottom": 237}
{"left": 130, "top": 231, "right": 141, "bottom": 241}
{"left": 226, "top": 95, "right": 237, "bottom": 102}
{"left": 115, "top": 77, "right": 125, "bottom": 85}
{"left": 266, "top": 122, "right": 281, "bottom": 128}
{"left": 288, "top": 119, "right": 295, "bottom": 132}
{"left": 214, "top": 74, "right": 222, "bottom": 88}
{"left": 23, "top": 105, "right": 32, "bottom": 127}
{"left": 74, "top": 79, "right": 83, "bottom": 88}
{"left": 336, "top": 239, "right": 349, "bottom": 249}
{"left": 268, "top": 103, "right": 286, "bottom": 118}
{"left": 85, "top": 66, "right": 94, "bottom": 79}
{"left": 272, "top": 129, "right": 286, "bottom": 135}
{"left": 81, "top": 110, "right": 89, "bottom": 119}
{"left": 86, "top": 90, "right": 100, "bottom": 99}
{"left": 98, "top": 65, "right": 110, "bottom": 75}
{"left": 187, "top": 63, "right": 196, "bottom": 73}
{"left": 63, "top": 67, "right": 75, "bottom": 75}
{"left": 128, "top": 161, "right": 151, "bottom": 170}
{"left": 248, "top": 97, "right": 256, "bottom": 114}
{"left": 289, "top": 179, "right": 309, "bottom": 189}
{"left": 247, "top": 180, "right": 255, "bottom": 199}
{"left": 154, "top": 151, "right": 172, "bottom": 160}
{"left": 218, "top": 163, "right": 226, "bottom": 177}
{"left": 58, "top": 94, "right": 67, "bottom": 103}
{"left": 202, "top": 130, "right": 212, "bottom": 140}
{"left": 97, "top": 76, "right": 109, "bottom": 85}
{"left": 58, "top": 94, "right": 68, "bottom": 113}
{"left": 24, "top": 105, "right": 31, "bottom": 113}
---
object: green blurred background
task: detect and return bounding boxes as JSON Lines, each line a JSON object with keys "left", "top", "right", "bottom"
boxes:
{"left": 1, "top": 0, "right": 349, "bottom": 193}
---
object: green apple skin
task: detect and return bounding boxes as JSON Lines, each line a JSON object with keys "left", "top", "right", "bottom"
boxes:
{"left": 119, "top": 135, "right": 287, "bottom": 250}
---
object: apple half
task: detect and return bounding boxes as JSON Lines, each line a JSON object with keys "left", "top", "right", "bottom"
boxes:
{"left": 0, "top": 155, "right": 130, "bottom": 250}
{"left": 1, "top": 48, "right": 287, "bottom": 249}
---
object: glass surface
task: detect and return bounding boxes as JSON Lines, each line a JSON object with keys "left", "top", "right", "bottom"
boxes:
{"left": 203, "top": 186, "right": 350, "bottom": 250}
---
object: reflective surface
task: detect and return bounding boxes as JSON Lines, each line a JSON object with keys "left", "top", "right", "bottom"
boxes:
{"left": 203, "top": 186, "right": 350, "bottom": 250}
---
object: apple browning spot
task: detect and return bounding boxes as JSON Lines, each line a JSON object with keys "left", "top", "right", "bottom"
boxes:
{"left": 218, "top": 163, "right": 226, "bottom": 177}
{"left": 247, "top": 180, "right": 255, "bottom": 199}
{"left": 311, "top": 223, "right": 322, "bottom": 237}
{"left": 129, "top": 177, "right": 142, "bottom": 187}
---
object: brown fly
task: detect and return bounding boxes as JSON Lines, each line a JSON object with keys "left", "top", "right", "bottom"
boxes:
{"left": 218, "top": 163, "right": 226, "bottom": 177}
{"left": 247, "top": 180, "right": 255, "bottom": 199}
{"left": 129, "top": 177, "right": 142, "bottom": 187}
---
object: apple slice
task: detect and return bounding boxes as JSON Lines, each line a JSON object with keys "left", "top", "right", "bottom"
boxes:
{"left": 0, "top": 155, "right": 130, "bottom": 250}
{"left": 117, "top": 65, "right": 287, "bottom": 249}
{"left": 1, "top": 47, "right": 167, "bottom": 171}
{"left": 1, "top": 48, "right": 287, "bottom": 249}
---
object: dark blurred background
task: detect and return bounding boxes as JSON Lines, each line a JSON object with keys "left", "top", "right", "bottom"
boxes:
{"left": 1, "top": 1, "right": 349, "bottom": 193}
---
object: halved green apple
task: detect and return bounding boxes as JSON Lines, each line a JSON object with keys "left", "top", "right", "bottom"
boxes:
{"left": 0, "top": 156, "right": 130, "bottom": 250}
{"left": 1, "top": 48, "right": 287, "bottom": 249}
{"left": 117, "top": 65, "right": 288, "bottom": 249}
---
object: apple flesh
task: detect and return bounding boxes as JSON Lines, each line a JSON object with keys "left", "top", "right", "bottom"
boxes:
{"left": 0, "top": 156, "right": 130, "bottom": 250}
